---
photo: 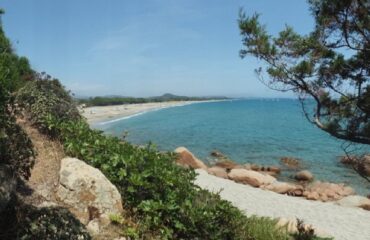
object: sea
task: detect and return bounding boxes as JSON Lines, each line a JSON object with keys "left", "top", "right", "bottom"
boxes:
{"left": 95, "top": 99, "right": 370, "bottom": 195}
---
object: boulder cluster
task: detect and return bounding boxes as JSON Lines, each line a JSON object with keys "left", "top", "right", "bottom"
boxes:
{"left": 175, "top": 147, "right": 369, "bottom": 209}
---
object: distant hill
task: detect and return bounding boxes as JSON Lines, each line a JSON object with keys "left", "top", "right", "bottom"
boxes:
{"left": 76, "top": 93, "right": 228, "bottom": 107}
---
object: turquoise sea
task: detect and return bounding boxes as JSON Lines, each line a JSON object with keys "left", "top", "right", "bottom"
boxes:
{"left": 96, "top": 99, "right": 370, "bottom": 195}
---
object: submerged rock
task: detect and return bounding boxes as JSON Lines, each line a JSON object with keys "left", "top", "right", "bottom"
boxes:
{"left": 210, "top": 150, "right": 226, "bottom": 159}
{"left": 280, "top": 157, "right": 301, "bottom": 168}
{"left": 56, "top": 157, "right": 123, "bottom": 224}
{"left": 175, "top": 147, "right": 207, "bottom": 170}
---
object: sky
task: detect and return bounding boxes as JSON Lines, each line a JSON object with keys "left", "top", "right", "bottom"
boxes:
{"left": 1, "top": 0, "right": 314, "bottom": 97}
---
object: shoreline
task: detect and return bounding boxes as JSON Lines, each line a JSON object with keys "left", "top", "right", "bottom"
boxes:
{"left": 195, "top": 169, "right": 370, "bottom": 240}
{"left": 80, "top": 99, "right": 229, "bottom": 125}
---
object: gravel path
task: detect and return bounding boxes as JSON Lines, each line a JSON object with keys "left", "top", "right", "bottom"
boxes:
{"left": 195, "top": 169, "right": 370, "bottom": 240}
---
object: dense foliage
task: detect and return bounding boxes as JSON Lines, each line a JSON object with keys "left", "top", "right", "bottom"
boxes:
{"left": 0, "top": 12, "right": 34, "bottom": 181}
{"left": 78, "top": 93, "right": 227, "bottom": 107}
{"left": 239, "top": 0, "right": 370, "bottom": 145}
{"left": 16, "top": 72, "right": 80, "bottom": 136}
{"left": 0, "top": 9, "right": 90, "bottom": 240}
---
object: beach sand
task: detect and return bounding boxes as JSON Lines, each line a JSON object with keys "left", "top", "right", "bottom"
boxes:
{"left": 80, "top": 101, "right": 206, "bottom": 124}
{"left": 195, "top": 169, "right": 370, "bottom": 240}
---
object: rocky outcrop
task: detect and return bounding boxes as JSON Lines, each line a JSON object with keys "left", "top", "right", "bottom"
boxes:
{"left": 207, "top": 166, "right": 228, "bottom": 179}
{"left": 295, "top": 170, "right": 314, "bottom": 182}
{"left": 0, "top": 165, "right": 17, "bottom": 213}
{"left": 303, "top": 181, "right": 354, "bottom": 202}
{"left": 228, "top": 169, "right": 276, "bottom": 187}
{"left": 56, "top": 157, "right": 123, "bottom": 224}
{"left": 175, "top": 147, "right": 207, "bottom": 170}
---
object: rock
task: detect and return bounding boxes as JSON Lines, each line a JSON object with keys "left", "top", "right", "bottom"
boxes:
{"left": 228, "top": 169, "right": 276, "bottom": 187}
{"left": 336, "top": 195, "right": 370, "bottom": 208}
{"left": 295, "top": 170, "right": 314, "bottom": 182}
{"left": 87, "top": 219, "right": 100, "bottom": 235}
{"left": 175, "top": 147, "right": 207, "bottom": 170}
{"left": 276, "top": 218, "right": 331, "bottom": 238}
{"left": 0, "top": 165, "right": 17, "bottom": 213}
{"left": 37, "top": 201, "right": 58, "bottom": 208}
{"left": 214, "top": 160, "right": 238, "bottom": 169}
{"left": 306, "top": 192, "right": 320, "bottom": 201}
{"left": 210, "top": 150, "right": 226, "bottom": 158}
{"left": 360, "top": 204, "right": 370, "bottom": 211}
{"left": 207, "top": 166, "right": 228, "bottom": 179}
{"left": 263, "top": 181, "right": 297, "bottom": 194}
{"left": 57, "top": 157, "right": 123, "bottom": 224}
{"left": 304, "top": 181, "right": 355, "bottom": 202}
{"left": 280, "top": 157, "right": 300, "bottom": 168}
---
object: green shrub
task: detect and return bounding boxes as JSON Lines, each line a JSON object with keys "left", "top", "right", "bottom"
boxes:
{"left": 15, "top": 74, "right": 80, "bottom": 136}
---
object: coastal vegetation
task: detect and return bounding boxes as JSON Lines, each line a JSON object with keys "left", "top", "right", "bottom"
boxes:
{"left": 239, "top": 0, "right": 370, "bottom": 180}
{"left": 0, "top": 8, "right": 328, "bottom": 239}
{"left": 78, "top": 93, "right": 228, "bottom": 107}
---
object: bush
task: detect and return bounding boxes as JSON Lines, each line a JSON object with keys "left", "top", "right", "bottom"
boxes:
{"left": 15, "top": 73, "right": 80, "bottom": 136}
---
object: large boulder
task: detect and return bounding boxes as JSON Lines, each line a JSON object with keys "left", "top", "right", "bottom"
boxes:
{"left": 294, "top": 170, "right": 314, "bottom": 182}
{"left": 175, "top": 147, "right": 207, "bottom": 170}
{"left": 228, "top": 169, "right": 276, "bottom": 187}
{"left": 0, "top": 165, "right": 17, "bottom": 213}
{"left": 207, "top": 166, "right": 228, "bottom": 179}
{"left": 56, "top": 157, "right": 123, "bottom": 224}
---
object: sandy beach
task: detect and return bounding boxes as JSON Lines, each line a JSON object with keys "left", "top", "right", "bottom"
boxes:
{"left": 80, "top": 101, "right": 211, "bottom": 124}
{"left": 195, "top": 169, "right": 370, "bottom": 240}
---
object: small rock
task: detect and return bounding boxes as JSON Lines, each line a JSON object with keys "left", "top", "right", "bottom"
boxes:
{"left": 87, "top": 219, "right": 100, "bottom": 235}
{"left": 306, "top": 192, "right": 320, "bottom": 201}
{"left": 360, "top": 204, "right": 370, "bottom": 211}
{"left": 214, "top": 160, "right": 238, "bottom": 169}
{"left": 210, "top": 150, "right": 226, "bottom": 158}
{"left": 207, "top": 166, "right": 228, "bottom": 179}
{"left": 295, "top": 170, "right": 314, "bottom": 182}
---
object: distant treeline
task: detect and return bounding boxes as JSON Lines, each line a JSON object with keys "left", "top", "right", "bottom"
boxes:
{"left": 77, "top": 93, "right": 228, "bottom": 106}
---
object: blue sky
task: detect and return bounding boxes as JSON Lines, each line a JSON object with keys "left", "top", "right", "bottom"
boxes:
{"left": 1, "top": 0, "right": 313, "bottom": 97}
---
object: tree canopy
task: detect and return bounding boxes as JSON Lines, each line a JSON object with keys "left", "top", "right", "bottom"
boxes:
{"left": 239, "top": 0, "right": 370, "bottom": 145}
